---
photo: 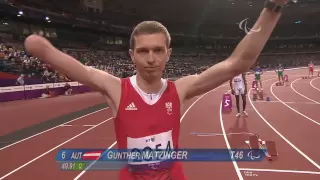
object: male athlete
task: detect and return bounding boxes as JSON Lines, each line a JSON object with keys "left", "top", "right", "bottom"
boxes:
{"left": 253, "top": 64, "right": 263, "bottom": 90}
{"left": 230, "top": 73, "right": 248, "bottom": 117}
{"left": 23, "top": 0, "right": 288, "bottom": 178}
{"left": 308, "top": 60, "right": 314, "bottom": 77}
{"left": 275, "top": 63, "right": 285, "bottom": 85}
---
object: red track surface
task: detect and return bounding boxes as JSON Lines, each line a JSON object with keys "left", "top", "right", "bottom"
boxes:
{"left": 0, "top": 92, "right": 105, "bottom": 135}
{"left": 1, "top": 68, "right": 320, "bottom": 180}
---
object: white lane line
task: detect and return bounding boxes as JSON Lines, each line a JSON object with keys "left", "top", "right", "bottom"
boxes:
{"left": 0, "top": 117, "right": 113, "bottom": 180}
{"left": 291, "top": 78, "right": 320, "bottom": 104}
{"left": 60, "top": 125, "right": 96, "bottom": 127}
{"left": 253, "top": 101, "right": 319, "bottom": 105}
{"left": 270, "top": 81, "right": 320, "bottom": 126}
{"left": 218, "top": 77, "right": 276, "bottom": 179}
{"left": 220, "top": 89, "right": 243, "bottom": 180}
{"left": 239, "top": 168, "right": 320, "bottom": 175}
{"left": 310, "top": 77, "right": 320, "bottom": 92}
{"left": 249, "top": 87, "right": 320, "bottom": 170}
{"left": 0, "top": 107, "right": 108, "bottom": 151}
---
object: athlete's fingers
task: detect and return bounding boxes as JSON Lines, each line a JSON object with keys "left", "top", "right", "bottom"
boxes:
{"left": 24, "top": 34, "right": 54, "bottom": 59}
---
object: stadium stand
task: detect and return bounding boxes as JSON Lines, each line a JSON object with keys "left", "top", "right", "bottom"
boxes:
{"left": 0, "top": 0, "right": 319, "bottom": 102}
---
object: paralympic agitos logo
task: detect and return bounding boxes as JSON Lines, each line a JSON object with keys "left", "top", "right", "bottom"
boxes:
{"left": 238, "top": 18, "right": 261, "bottom": 35}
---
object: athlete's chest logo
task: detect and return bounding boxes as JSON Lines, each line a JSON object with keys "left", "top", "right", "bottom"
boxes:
{"left": 125, "top": 102, "right": 137, "bottom": 111}
{"left": 165, "top": 102, "right": 172, "bottom": 115}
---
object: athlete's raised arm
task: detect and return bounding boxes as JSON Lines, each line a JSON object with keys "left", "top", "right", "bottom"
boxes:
{"left": 24, "top": 35, "right": 121, "bottom": 101}
{"left": 176, "top": 0, "right": 288, "bottom": 101}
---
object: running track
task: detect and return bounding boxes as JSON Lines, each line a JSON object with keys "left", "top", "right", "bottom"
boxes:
{"left": 1, "top": 68, "right": 320, "bottom": 179}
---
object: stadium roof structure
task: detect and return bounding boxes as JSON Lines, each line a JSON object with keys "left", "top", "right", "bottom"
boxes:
{"left": 102, "top": 0, "right": 320, "bottom": 25}
{"left": 2, "top": 0, "right": 320, "bottom": 38}
{"left": 6, "top": 0, "right": 320, "bottom": 25}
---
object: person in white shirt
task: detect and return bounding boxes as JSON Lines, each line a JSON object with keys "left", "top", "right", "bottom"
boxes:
{"left": 230, "top": 73, "right": 248, "bottom": 117}
{"left": 16, "top": 74, "right": 25, "bottom": 85}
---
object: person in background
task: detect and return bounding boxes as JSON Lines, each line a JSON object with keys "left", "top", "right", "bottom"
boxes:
{"left": 42, "top": 67, "right": 52, "bottom": 83}
{"left": 16, "top": 74, "right": 25, "bottom": 86}
{"left": 253, "top": 64, "right": 263, "bottom": 90}
{"left": 39, "top": 85, "right": 52, "bottom": 98}
{"left": 308, "top": 60, "right": 314, "bottom": 78}
{"left": 275, "top": 63, "right": 285, "bottom": 85}
{"left": 230, "top": 73, "right": 248, "bottom": 117}
{"left": 64, "top": 82, "right": 72, "bottom": 95}
{"left": 51, "top": 70, "right": 59, "bottom": 83}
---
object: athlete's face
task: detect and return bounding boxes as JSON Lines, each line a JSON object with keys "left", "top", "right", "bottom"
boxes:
{"left": 129, "top": 33, "right": 172, "bottom": 80}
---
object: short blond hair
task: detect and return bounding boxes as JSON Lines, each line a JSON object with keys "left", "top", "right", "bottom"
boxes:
{"left": 130, "top": 21, "right": 171, "bottom": 49}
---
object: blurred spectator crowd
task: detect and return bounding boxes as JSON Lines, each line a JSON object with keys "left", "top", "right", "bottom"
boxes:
{"left": 0, "top": 35, "right": 319, "bottom": 88}
{"left": 0, "top": 42, "right": 71, "bottom": 86}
